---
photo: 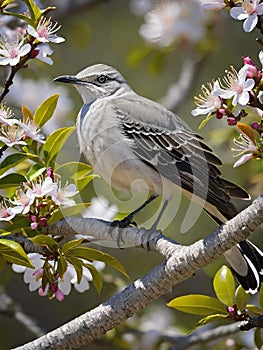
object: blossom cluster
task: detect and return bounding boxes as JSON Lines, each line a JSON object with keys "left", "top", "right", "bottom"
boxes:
{"left": 0, "top": 13, "right": 64, "bottom": 67}
{"left": 0, "top": 168, "right": 78, "bottom": 229}
{"left": 192, "top": 54, "right": 263, "bottom": 166}
{"left": 12, "top": 253, "right": 105, "bottom": 301}
{"left": 0, "top": 103, "right": 44, "bottom": 147}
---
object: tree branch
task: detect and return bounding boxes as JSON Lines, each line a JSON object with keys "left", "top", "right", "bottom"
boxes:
{"left": 11, "top": 193, "right": 263, "bottom": 350}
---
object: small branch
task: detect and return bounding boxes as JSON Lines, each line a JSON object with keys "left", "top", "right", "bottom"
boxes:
{"left": 0, "top": 290, "right": 45, "bottom": 337}
{"left": 0, "top": 234, "right": 48, "bottom": 255}
{"left": 11, "top": 194, "right": 263, "bottom": 350}
{"left": 171, "top": 314, "right": 263, "bottom": 350}
{"left": 160, "top": 56, "right": 202, "bottom": 111}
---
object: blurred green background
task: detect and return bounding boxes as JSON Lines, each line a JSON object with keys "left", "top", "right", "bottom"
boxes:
{"left": 0, "top": 1, "right": 262, "bottom": 349}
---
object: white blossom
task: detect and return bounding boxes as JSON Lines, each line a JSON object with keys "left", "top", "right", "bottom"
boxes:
{"left": 25, "top": 176, "right": 57, "bottom": 200}
{"left": 52, "top": 182, "right": 78, "bottom": 207}
{"left": 12, "top": 253, "right": 105, "bottom": 296}
{"left": 0, "top": 125, "right": 26, "bottom": 147}
{"left": 200, "top": 0, "right": 226, "bottom": 10}
{"left": 82, "top": 195, "right": 118, "bottom": 221}
{"left": 17, "top": 118, "right": 45, "bottom": 143}
{"left": 191, "top": 81, "right": 222, "bottom": 116}
{"left": 9, "top": 189, "right": 34, "bottom": 215}
{"left": 0, "top": 33, "right": 31, "bottom": 66}
{"left": 27, "top": 18, "right": 65, "bottom": 44}
{"left": 230, "top": 0, "right": 263, "bottom": 32}
{"left": 139, "top": 0, "right": 207, "bottom": 47}
{"left": 213, "top": 65, "right": 255, "bottom": 106}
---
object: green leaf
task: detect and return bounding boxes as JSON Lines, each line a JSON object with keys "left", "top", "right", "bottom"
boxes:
{"left": 27, "top": 164, "right": 46, "bottom": 181}
{"left": 0, "top": 153, "right": 28, "bottom": 176}
{"left": 167, "top": 294, "right": 226, "bottom": 316}
{"left": 57, "top": 255, "right": 68, "bottom": 279}
{"left": 0, "top": 254, "right": 6, "bottom": 269}
{"left": 254, "top": 327, "right": 263, "bottom": 349}
{"left": 66, "top": 254, "right": 83, "bottom": 283}
{"left": 22, "top": 0, "right": 42, "bottom": 22}
{"left": 56, "top": 162, "right": 93, "bottom": 179}
{"left": 55, "top": 162, "right": 95, "bottom": 192}
{"left": 0, "top": 153, "right": 41, "bottom": 177}
{"left": 61, "top": 238, "right": 84, "bottom": 254}
{"left": 34, "top": 94, "right": 59, "bottom": 128}
{"left": 1, "top": 0, "right": 16, "bottom": 7}
{"left": 190, "top": 314, "right": 227, "bottom": 332}
{"left": 0, "top": 238, "right": 33, "bottom": 268}
{"left": 47, "top": 203, "right": 90, "bottom": 225}
{"left": 0, "top": 173, "right": 26, "bottom": 189}
{"left": 70, "top": 247, "right": 129, "bottom": 279}
{"left": 235, "top": 285, "right": 250, "bottom": 310}
{"left": 246, "top": 304, "right": 262, "bottom": 314}
{"left": 84, "top": 262, "right": 103, "bottom": 294}
{"left": 31, "top": 235, "right": 59, "bottom": 251}
{"left": 198, "top": 114, "right": 213, "bottom": 130}
{"left": 2, "top": 11, "right": 35, "bottom": 26}
{"left": 213, "top": 265, "right": 235, "bottom": 306}
{"left": 258, "top": 286, "right": 263, "bottom": 310}
{"left": 77, "top": 175, "right": 97, "bottom": 192}
{"left": 43, "top": 126, "right": 75, "bottom": 165}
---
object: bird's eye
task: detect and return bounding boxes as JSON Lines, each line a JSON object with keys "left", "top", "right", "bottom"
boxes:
{"left": 97, "top": 75, "right": 108, "bottom": 84}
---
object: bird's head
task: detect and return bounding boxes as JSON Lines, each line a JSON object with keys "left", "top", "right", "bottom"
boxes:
{"left": 54, "top": 64, "right": 129, "bottom": 104}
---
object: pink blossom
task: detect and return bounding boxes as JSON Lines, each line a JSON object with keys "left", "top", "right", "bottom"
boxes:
{"left": 27, "top": 18, "right": 65, "bottom": 44}
{"left": 26, "top": 177, "right": 58, "bottom": 200}
{"left": 0, "top": 202, "right": 15, "bottom": 221}
{"left": 213, "top": 65, "right": 255, "bottom": 106}
{"left": 0, "top": 33, "right": 31, "bottom": 66}
{"left": 191, "top": 81, "right": 222, "bottom": 117}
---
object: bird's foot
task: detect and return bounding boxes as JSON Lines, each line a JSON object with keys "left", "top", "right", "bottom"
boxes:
{"left": 109, "top": 213, "right": 137, "bottom": 247}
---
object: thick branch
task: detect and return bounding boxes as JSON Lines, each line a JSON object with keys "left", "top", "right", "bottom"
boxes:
{"left": 13, "top": 194, "right": 263, "bottom": 350}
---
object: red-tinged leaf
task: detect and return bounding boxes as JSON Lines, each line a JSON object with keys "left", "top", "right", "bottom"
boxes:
{"left": 236, "top": 123, "right": 256, "bottom": 144}
{"left": 22, "top": 105, "right": 33, "bottom": 121}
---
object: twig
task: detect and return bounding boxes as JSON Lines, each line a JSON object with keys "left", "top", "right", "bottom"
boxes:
{"left": 0, "top": 290, "right": 45, "bottom": 337}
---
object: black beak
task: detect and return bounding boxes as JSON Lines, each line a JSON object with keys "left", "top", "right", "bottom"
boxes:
{"left": 53, "top": 75, "right": 77, "bottom": 84}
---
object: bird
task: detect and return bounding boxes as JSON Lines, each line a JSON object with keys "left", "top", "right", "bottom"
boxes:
{"left": 54, "top": 63, "right": 263, "bottom": 293}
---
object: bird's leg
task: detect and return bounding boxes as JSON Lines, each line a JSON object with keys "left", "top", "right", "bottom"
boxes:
{"left": 112, "top": 194, "right": 159, "bottom": 228}
{"left": 109, "top": 194, "right": 159, "bottom": 247}
{"left": 142, "top": 199, "right": 168, "bottom": 249}
{"left": 151, "top": 199, "right": 169, "bottom": 230}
